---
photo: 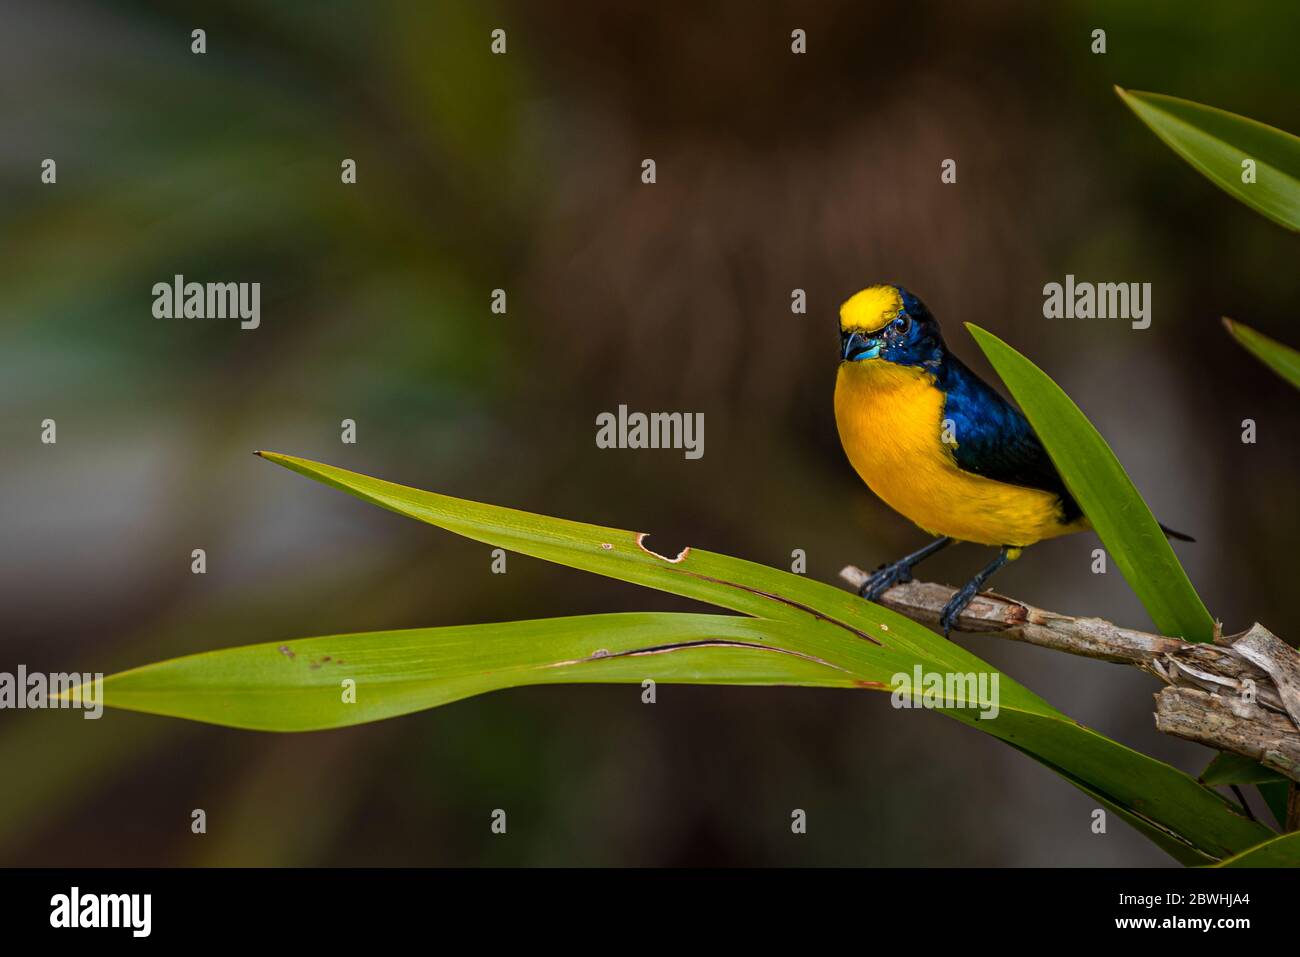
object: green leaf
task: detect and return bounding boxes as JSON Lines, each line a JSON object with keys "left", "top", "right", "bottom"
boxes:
{"left": 1259, "top": 781, "right": 1292, "bottom": 831}
{"left": 1199, "top": 751, "right": 1290, "bottom": 827}
{"left": 967, "top": 326, "right": 1215, "bottom": 643}
{"left": 1116, "top": 87, "right": 1300, "bottom": 233}
{"left": 1223, "top": 318, "right": 1300, "bottom": 390}
{"left": 88, "top": 600, "right": 1265, "bottom": 863}
{"left": 1212, "top": 829, "right": 1300, "bottom": 867}
{"left": 191, "top": 451, "right": 1262, "bottom": 862}
{"left": 251, "top": 453, "right": 991, "bottom": 672}
{"left": 1200, "top": 751, "right": 1288, "bottom": 787}
{"left": 93, "top": 613, "right": 875, "bottom": 732}
{"left": 62, "top": 451, "right": 1270, "bottom": 860}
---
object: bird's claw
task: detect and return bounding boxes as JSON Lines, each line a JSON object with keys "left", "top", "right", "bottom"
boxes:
{"left": 937, "top": 584, "right": 979, "bottom": 637}
{"left": 857, "top": 560, "right": 914, "bottom": 602}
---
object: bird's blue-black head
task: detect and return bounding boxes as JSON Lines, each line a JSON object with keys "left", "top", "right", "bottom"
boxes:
{"left": 838, "top": 284, "right": 945, "bottom": 369}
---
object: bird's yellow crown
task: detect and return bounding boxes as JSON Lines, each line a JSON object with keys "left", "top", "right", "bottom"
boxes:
{"left": 839, "top": 285, "right": 904, "bottom": 334}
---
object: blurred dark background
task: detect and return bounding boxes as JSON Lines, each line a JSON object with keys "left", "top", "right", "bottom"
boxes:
{"left": 2, "top": 0, "right": 1298, "bottom": 866}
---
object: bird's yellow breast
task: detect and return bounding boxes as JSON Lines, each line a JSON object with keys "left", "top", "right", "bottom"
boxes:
{"left": 834, "top": 360, "right": 1077, "bottom": 547}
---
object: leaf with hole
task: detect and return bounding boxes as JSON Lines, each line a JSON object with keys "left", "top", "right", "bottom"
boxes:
{"left": 69, "top": 452, "right": 1271, "bottom": 863}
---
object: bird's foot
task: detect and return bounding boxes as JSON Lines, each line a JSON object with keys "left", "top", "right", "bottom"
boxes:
{"left": 857, "top": 559, "right": 915, "bottom": 602}
{"left": 937, "top": 582, "right": 981, "bottom": 637}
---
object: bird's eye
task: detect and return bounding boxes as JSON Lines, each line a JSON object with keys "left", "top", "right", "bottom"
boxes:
{"left": 891, "top": 314, "right": 912, "bottom": 335}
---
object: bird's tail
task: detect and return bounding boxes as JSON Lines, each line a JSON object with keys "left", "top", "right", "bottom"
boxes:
{"left": 1159, "top": 522, "right": 1195, "bottom": 543}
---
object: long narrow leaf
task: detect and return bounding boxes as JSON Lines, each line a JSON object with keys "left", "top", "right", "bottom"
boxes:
{"left": 242, "top": 452, "right": 1266, "bottom": 861}
{"left": 1223, "top": 318, "right": 1300, "bottom": 389}
{"left": 1212, "top": 830, "right": 1300, "bottom": 868}
{"left": 1117, "top": 87, "right": 1300, "bottom": 233}
{"left": 91, "top": 613, "right": 870, "bottom": 732}
{"left": 252, "top": 453, "right": 1002, "bottom": 674}
{"left": 1200, "top": 751, "right": 1288, "bottom": 787}
{"left": 967, "top": 326, "right": 1215, "bottom": 643}
{"left": 1258, "top": 781, "right": 1292, "bottom": 831}
{"left": 84, "top": 606, "right": 1265, "bottom": 862}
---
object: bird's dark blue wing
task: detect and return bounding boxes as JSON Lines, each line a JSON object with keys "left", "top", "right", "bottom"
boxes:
{"left": 936, "top": 355, "right": 1083, "bottom": 523}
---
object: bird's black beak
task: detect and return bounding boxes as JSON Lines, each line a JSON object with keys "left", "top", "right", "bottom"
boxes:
{"left": 841, "top": 331, "right": 881, "bottom": 361}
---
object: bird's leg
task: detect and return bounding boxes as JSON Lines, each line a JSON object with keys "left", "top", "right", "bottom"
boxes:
{"left": 938, "top": 546, "right": 1021, "bottom": 636}
{"left": 858, "top": 536, "right": 954, "bottom": 602}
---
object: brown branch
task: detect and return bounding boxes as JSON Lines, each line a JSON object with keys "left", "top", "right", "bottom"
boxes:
{"left": 1155, "top": 687, "right": 1300, "bottom": 782}
{"left": 839, "top": 566, "right": 1300, "bottom": 802}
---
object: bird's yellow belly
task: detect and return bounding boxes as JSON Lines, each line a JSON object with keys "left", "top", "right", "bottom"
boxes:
{"left": 834, "top": 362, "right": 1073, "bottom": 547}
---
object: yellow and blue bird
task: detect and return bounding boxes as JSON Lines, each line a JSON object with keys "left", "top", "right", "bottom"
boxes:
{"left": 834, "top": 283, "right": 1189, "bottom": 634}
